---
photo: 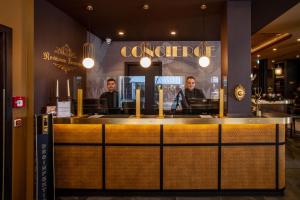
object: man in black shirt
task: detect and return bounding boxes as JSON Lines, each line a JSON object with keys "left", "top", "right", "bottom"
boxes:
{"left": 100, "top": 78, "right": 119, "bottom": 114}
{"left": 176, "top": 76, "right": 205, "bottom": 113}
{"left": 184, "top": 76, "right": 205, "bottom": 100}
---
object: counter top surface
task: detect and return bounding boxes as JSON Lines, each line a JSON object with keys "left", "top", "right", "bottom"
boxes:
{"left": 53, "top": 114, "right": 291, "bottom": 124}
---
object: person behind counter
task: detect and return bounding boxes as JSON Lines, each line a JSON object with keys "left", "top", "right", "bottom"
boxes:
{"left": 184, "top": 76, "right": 205, "bottom": 100}
{"left": 100, "top": 78, "right": 120, "bottom": 114}
{"left": 173, "top": 76, "right": 206, "bottom": 114}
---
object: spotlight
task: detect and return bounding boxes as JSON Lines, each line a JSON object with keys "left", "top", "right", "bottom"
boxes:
{"left": 170, "top": 31, "right": 176, "bottom": 36}
{"left": 118, "top": 31, "right": 125, "bottom": 36}
{"left": 143, "top": 4, "right": 150, "bottom": 10}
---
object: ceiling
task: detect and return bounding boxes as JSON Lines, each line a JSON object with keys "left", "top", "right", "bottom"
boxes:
{"left": 46, "top": 0, "right": 298, "bottom": 41}
{"left": 251, "top": 2, "right": 300, "bottom": 67}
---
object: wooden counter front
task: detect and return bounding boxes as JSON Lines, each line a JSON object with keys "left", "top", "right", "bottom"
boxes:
{"left": 53, "top": 119, "right": 286, "bottom": 194}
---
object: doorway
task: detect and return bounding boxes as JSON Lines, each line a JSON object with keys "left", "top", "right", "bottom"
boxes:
{"left": 125, "top": 62, "right": 162, "bottom": 114}
{"left": 0, "top": 24, "right": 12, "bottom": 200}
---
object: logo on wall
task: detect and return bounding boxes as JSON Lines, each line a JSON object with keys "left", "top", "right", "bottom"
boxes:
{"left": 120, "top": 45, "right": 217, "bottom": 58}
{"left": 42, "top": 44, "right": 83, "bottom": 73}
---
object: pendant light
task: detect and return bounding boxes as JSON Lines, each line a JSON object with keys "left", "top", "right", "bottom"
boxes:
{"left": 139, "top": 6, "right": 152, "bottom": 68}
{"left": 274, "top": 65, "right": 282, "bottom": 75}
{"left": 140, "top": 42, "right": 152, "bottom": 68}
{"left": 82, "top": 5, "right": 95, "bottom": 69}
{"left": 199, "top": 2, "right": 210, "bottom": 68}
{"left": 199, "top": 41, "right": 210, "bottom": 67}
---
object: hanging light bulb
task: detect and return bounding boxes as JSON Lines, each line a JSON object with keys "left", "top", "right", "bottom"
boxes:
{"left": 140, "top": 42, "right": 152, "bottom": 68}
{"left": 140, "top": 56, "right": 151, "bottom": 68}
{"left": 82, "top": 5, "right": 95, "bottom": 69}
{"left": 199, "top": 56, "right": 210, "bottom": 67}
{"left": 198, "top": 6, "right": 210, "bottom": 68}
{"left": 82, "top": 41, "right": 95, "bottom": 69}
{"left": 82, "top": 58, "right": 95, "bottom": 69}
{"left": 198, "top": 41, "right": 210, "bottom": 67}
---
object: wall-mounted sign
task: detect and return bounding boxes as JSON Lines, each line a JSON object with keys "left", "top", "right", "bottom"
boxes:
{"left": 36, "top": 115, "right": 54, "bottom": 200}
{"left": 12, "top": 96, "right": 26, "bottom": 108}
{"left": 42, "top": 44, "right": 83, "bottom": 73}
{"left": 234, "top": 84, "right": 246, "bottom": 101}
{"left": 121, "top": 45, "right": 217, "bottom": 58}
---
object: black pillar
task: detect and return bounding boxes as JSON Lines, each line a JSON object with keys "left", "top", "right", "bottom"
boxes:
{"left": 221, "top": 0, "right": 252, "bottom": 117}
{"left": 258, "top": 59, "right": 268, "bottom": 94}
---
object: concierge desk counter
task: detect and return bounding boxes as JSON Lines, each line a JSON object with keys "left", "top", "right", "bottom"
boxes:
{"left": 54, "top": 116, "right": 290, "bottom": 195}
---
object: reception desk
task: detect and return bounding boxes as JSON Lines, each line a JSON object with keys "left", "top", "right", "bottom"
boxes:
{"left": 53, "top": 116, "right": 290, "bottom": 195}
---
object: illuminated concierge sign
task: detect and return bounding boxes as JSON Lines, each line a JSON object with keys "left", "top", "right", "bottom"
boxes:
{"left": 120, "top": 45, "right": 217, "bottom": 58}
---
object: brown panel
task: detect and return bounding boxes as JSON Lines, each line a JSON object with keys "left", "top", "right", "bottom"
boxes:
{"left": 163, "top": 147, "right": 218, "bottom": 189}
{"left": 106, "top": 125, "right": 160, "bottom": 144}
{"left": 222, "top": 124, "right": 276, "bottom": 143}
{"left": 54, "top": 146, "right": 102, "bottom": 189}
{"left": 279, "top": 124, "right": 285, "bottom": 143}
{"left": 221, "top": 146, "right": 275, "bottom": 189}
{"left": 54, "top": 124, "right": 102, "bottom": 144}
{"left": 106, "top": 147, "right": 160, "bottom": 189}
{"left": 279, "top": 145, "right": 285, "bottom": 189}
{"left": 164, "top": 124, "right": 218, "bottom": 144}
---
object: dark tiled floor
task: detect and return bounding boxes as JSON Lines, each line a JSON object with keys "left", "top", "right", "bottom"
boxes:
{"left": 58, "top": 121, "right": 300, "bottom": 200}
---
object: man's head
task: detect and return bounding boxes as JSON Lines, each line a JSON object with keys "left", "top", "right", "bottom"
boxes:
{"left": 185, "top": 76, "right": 196, "bottom": 91}
{"left": 107, "top": 78, "right": 116, "bottom": 92}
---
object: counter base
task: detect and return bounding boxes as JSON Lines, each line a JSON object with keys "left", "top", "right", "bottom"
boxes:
{"left": 53, "top": 121, "right": 287, "bottom": 194}
{"left": 56, "top": 189, "right": 285, "bottom": 197}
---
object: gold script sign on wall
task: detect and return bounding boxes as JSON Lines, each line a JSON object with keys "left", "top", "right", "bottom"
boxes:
{"left": 120, "top": 45, "right": 217, "bottom": 58}
{"left": 42, "top": 44, "right": 83, "bottom": 73}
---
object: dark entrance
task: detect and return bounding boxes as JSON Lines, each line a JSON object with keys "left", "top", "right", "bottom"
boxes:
{"left": 0, "top": 24, "right": 12, "bottom": 200}
{"left": 125, "top": 62, "right": 162, "bottom": 115}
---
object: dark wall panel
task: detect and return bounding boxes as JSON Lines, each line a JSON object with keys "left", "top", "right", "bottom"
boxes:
{"left": 34, "top": 0, "right": 86, "bottom": 114}
{"left": 286, "top": 59, "right": 300, "bottom": 98}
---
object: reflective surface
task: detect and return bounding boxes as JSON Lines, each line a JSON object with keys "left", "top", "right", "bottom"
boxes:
{"left": 54, "top": 115, "right": 291, "bottom": 125}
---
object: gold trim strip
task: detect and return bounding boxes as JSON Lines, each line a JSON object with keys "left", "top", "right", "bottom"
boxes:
{"left": 251, "top": 33, "right": 292, "bottom": 54}
{"left": 54, "top": 116, "right": 291, "bottom": 125}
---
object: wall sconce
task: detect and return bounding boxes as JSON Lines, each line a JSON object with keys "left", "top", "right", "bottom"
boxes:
{"left": 250, "top": 73, "right": 256, "bottom": 81}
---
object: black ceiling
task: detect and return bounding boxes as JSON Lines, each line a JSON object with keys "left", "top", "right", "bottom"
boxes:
{"left": 45, "top": 0, "right": 299, "bottom": 41}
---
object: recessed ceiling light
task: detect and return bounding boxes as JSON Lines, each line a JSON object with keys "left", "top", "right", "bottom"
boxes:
{"left": 272, "top": 60, "right": 275, "bottom": 63}
{"left": 118, "top": 31, "right": 125, "bottom": 36}
{"left": 272, "top": 48, "right": 277, "bottom": 51}
{"left": 297, "top": 38, "right": 300, "bottom": 42}
{"left": 143, "top": 4, "right": 150, "bottom": 10}
{"left": 86, "top": 5, "right": 93, "bottom": 11}
{"left": 200, "top": 4, "right": 207, "bottom": 10}
{"left": 170, "top": 31, "right": 176, "bottom": 36}
{"left": 257, "top": 54, "right": 261, "bottom": 58}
